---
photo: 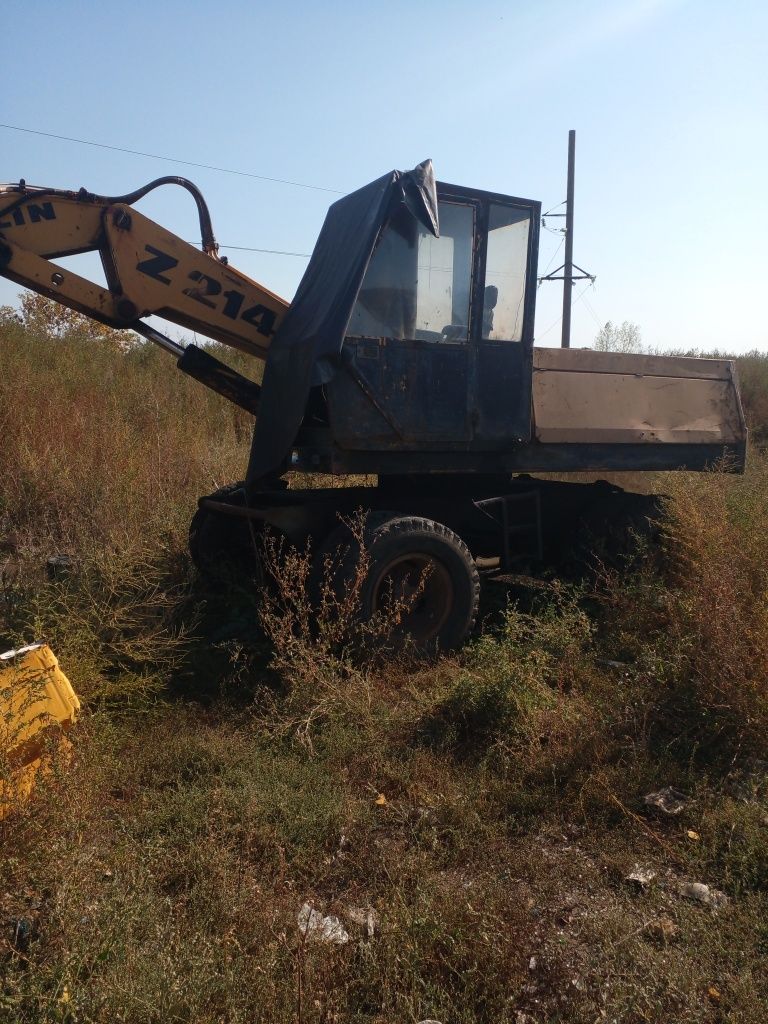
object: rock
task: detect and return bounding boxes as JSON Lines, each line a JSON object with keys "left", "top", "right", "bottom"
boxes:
{"left": 297, "top": 903, "right": 349, "bottom": 944}
{"left": 626, "top": 865, "right": 657, "bottom": 889}
{"left": 680, "top": 882, "right": 729, "bottom": 908}
{"left": 642, "top": 787, "right": 687, "bottom": 816}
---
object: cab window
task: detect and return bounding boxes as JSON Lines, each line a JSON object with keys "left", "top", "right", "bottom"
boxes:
{"left": 348, "top": 202, "right": 474, "bottom": 343}
{"left": 482, "top": 204, "right": 531, "bottom": 342}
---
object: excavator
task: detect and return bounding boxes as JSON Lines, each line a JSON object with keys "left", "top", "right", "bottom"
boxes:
{"left": 0, "top": 161, "right": 746, "bottom": 649}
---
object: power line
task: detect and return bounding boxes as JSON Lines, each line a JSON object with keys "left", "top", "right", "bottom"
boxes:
{"left": 542, "top": 200, "right": 566, "bottom": 218}
{"left": 580, "top": 288, "right": 604, "bottom": 330}
{"left": 538, "top": 236, "right": 565, "bottom": 284}
{"left": 218, "top": 244, "right": 311, "bottom": 258}
{"left": 573, "top": 282, "right": 594, "bottom": 305}
{"left": 538, "top": 131, "right": 595, "bottom": 348}
{"left": 0, "top": 122, "right": 343, "bottom": 195}
{"left": 535, "top": 281, "right": 594, "bottom": 343}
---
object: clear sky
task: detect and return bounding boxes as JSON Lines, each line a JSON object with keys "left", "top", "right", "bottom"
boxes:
{"left": 2, "top": 0, "right": 766, "bottom": 352}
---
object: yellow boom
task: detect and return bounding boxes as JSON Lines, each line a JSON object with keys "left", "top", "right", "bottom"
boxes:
{"left": 0, "top": 176, "right": 289, "bottom": 359}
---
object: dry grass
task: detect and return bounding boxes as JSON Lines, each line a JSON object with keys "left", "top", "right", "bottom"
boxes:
{"left": 0, "top": 300, "right": 252, "bottom": 562}
{"left": 3, "top": 651, "right": 767, "bottom": 1022}
{"left": 0, "top": 298, "right": 254, "bottom": 703}
{"left": 1, "top": 300, "right": 768, "bottom": 1022}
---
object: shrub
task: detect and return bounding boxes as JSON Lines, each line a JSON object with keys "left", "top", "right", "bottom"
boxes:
{"left": 0, "top": 300, "right": 253, "bottom": 562}
{"left": 595, "top": 453, "right": 768, "bottom": 761}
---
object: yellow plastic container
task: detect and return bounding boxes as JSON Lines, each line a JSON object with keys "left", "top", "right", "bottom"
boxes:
{"left": 0, "top": 644, "right": 80, "bottom": 819}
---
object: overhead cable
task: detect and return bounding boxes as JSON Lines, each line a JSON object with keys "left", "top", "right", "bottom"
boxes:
{"left": 0, "top": 123, "right": 343, "bottom": 194}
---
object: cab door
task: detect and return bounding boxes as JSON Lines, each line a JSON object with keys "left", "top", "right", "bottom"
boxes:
{"left": 470, "top": 198, "right": 537, "bottom": 446}
{"left": 328, "top": 200, "right": 477, "bottom": 450}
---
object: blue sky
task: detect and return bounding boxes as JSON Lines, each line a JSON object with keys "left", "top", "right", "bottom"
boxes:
{"left": 2, "top": 0, "right": 766, "bottom": 352}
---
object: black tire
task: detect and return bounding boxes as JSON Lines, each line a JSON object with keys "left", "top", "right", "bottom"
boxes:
{"left": 189, "top": 482, "right": 261, "bottom": 582}
{"left": 572, "top": 489, "right": 664, "bottom": 573}
{"left": 312, "top": 514, "right": 480, "bottom": 652}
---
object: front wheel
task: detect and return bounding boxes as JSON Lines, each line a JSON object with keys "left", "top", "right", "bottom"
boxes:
{"left": 189, "top": 482, "right": 261, "bottom": 583}
{"left": 313, "top": 515, "right": 480, "bottom": 652}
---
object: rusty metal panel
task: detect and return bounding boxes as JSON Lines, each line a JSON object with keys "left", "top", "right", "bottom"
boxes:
{"left": 475, "top": 341, "right": 531, "bottom": 442}
{"left": 533, "top": 347, "right": 733, "bottom": 381}
{"left": 533, "top": 366, "right": 744, "bottom": 445}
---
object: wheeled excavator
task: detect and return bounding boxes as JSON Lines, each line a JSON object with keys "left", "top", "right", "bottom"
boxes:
{"left": 0, "top": 161, "right": 746, "bottom": 649}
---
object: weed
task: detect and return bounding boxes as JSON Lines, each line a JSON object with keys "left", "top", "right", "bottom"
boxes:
{"left": 2, "top": 303, "right": 768, "bottom": 1021}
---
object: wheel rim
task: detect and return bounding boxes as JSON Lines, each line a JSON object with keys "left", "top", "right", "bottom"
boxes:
{"left": 371, "top": 554, "right": 454, "bottom": 643}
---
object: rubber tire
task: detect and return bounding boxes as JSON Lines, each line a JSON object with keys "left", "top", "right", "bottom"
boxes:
{"left": 573, "top": 489, "right": 664, "bottom": 573}
{"left": 312, "top": 514, "right": 480, "bottom": 653}
{"left": 189, "top": 482, "right": 260, "bottom": 581}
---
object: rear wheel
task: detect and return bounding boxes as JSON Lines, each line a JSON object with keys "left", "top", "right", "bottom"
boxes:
{"left": 572, "top": 488, "right": 664, "bottom": 572}
{"left": 313, "top": 514, "right": 480, "bottom": 652}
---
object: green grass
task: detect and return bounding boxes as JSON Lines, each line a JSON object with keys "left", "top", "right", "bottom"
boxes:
{"left": 1, "top": 298, "right": 768, "bottom": 1022}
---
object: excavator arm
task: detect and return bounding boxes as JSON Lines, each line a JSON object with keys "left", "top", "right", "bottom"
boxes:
{"left": 0, "top": 177, "right": 290, "bottom": 412}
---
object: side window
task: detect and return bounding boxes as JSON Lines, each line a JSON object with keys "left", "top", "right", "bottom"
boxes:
{"left": 348, "top": 202, "right": 474, "bottom": 343}
{"left": 347, "top": 207, "right": 417, "bottom": 340}
{"left": 482, "top": 205, "right": 531, "bottom": 342}
{"left": 415, "top": 203, "right": 473, "bottom": 343}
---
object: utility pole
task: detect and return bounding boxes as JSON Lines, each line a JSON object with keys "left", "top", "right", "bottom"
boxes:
{"left": 561, "top": 130, "right": 576, "bottom": 348}
{"left": 539, "top": 130, "right": 595, "bottom": 348}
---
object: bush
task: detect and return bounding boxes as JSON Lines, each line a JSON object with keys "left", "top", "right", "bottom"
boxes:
{"left": 0, "top": 297, "right": 256, "bottom": 704}
{"left": 422, "top": 590, "right": 595, "bottom": 754}
{"left": 592, "top": 453, "right": 768, "bottom": 762}
{"left": 0, "top": 297, "right": 253, "bottom": 561}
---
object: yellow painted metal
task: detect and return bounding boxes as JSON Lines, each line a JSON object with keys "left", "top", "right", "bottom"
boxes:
{"left": 0, "top": 185, "right": 288, "bottom": 359}
{"left": 0, "top": 235, "right": 124, "bottom": 325}
{"left": 104, "top": 205, "right": 288, "bottom": 358}
{"left": 0, "top": 644, "right": 80, "bottom": 819}
{"left": 0, "top": 192, "right": 104, "bottom": 258}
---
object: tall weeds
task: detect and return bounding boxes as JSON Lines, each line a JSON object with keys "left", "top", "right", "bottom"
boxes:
{"left": 2, "top": 302, "right": 768, "bottom": 1023}
{"left": 256, "top": 514, "right": 435, "bottom": 745}
{"left": 0, "top": 308, "right": 252, "bottom": 560}
{"left": 658, "top": 458, "right": 768, "bottom": 749}
{"left": 0, "top": 301, "right": 254, "bottom": 699}
{"left": 586, "top": 453, "right": 768, "bottom": 763}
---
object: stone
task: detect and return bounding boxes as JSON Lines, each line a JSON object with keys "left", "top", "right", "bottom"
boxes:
{"left": 680, "top": 882, "right": 729, "bottom": 908}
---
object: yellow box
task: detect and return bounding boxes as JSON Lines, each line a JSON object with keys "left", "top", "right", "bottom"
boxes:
{"left": 0, "top": 644, "right": 80, "bottom": 818}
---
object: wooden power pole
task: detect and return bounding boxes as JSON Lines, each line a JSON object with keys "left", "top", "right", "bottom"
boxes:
{"left": 539, "top": 129, "right": 595, "bottom": 348}
{"left": 561, "top": 130, "right": 576, "bottom": 348}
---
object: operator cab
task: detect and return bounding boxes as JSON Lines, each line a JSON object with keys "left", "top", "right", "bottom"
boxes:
{"left": 324, "top": 183, "right": 540, "bottom": 455}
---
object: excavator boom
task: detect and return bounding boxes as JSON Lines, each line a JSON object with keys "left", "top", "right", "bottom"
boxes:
{"left": 0, "top": 177, "right": 289, "bottom": 359}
